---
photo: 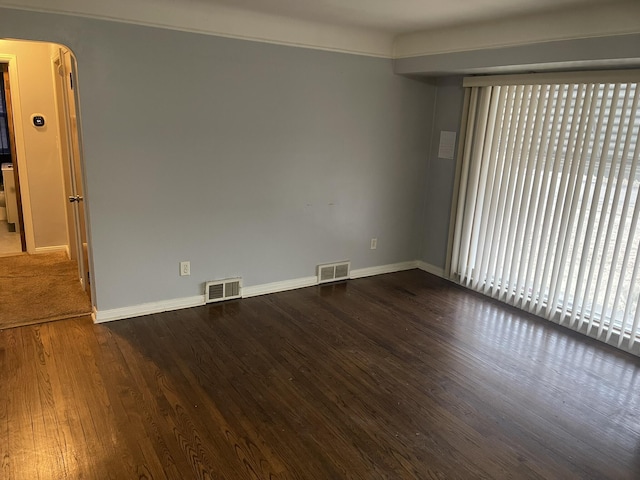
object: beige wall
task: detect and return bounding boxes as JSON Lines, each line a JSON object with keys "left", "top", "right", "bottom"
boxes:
{"left": 0, "top": 39, "right": 68, "bottom": 249}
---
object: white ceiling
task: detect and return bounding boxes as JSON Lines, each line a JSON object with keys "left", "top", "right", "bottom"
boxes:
{"left": 0, "top": 0, "right": 630, "bottom": 57}
{"left": 183, "top": 0, "right": 612, "bottom": 33}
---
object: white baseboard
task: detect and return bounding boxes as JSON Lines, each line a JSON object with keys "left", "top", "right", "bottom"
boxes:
{"left": 94, "top": 295, "right": 205, "bottom": 323}
{"left": 35, "top": 245, "right": 68, "bottom": 255}
{"left": 94, "top": 260, "right": 439, "bottom": 323}
{"left": 416, "top": 261, "right": 446, "bottom": 278}
{"left": 243, "top": 276, "right": 318, "bottom": 298}
{"left": 350, "top": 261, "right": 419, "bottom": 279}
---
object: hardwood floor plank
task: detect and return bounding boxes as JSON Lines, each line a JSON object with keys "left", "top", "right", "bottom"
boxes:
{"left": 2, "top": 270, "right": 640, "bottom": 478}
{"left": 109, "top": 311, "right": 284, "bottom": 480}
{"left": 43, "top": 318, "right": 132, "bottom": 479}
{"left": 89, "top": 321, "right": 176, "bottom": 480}
{"left": 0, "top": 329, "right": 13, "bottom": 479}
{"left": 30, "top": 325, "right": 79, "bottom": 479}
{"left": 154, "top": 312, "right": 292, "bottom": 479}
{"left": 244, "top": 295, "right": 479, "bottom": 478}
{"left": 9, "top": 327, "right": 46, "bottom": 480}
{"left": 158, "top": 309, "right": 300, "bottom": 479}
{"left": 263, "top": 287, "right": 544, "bottom": 478}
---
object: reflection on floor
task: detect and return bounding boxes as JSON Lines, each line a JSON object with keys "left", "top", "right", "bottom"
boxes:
{"left": 0, "top": 220, "right": 21, "bottom": 255}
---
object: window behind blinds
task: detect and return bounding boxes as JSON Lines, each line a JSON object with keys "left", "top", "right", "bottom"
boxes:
{"left": 451, "top": 72, "right": 640, "bottom": 355}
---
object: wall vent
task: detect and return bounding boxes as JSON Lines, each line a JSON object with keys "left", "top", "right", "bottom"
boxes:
{"left": 205, "top": 278, "right": 242, "bottom": 303}
{"left": 317, "top": 261, "right": 351, "bottom": 284}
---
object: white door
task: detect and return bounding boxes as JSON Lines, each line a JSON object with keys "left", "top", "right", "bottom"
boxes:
{"left": 53, "top": 49, "right": 90, "bottom": 295}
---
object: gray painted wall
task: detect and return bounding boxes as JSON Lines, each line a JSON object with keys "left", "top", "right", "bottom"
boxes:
{"left": 0, "top": 8, "right": 435, "bottom": 311}
{"left": 419, "top": 78, "right": 464, "bottom": 269}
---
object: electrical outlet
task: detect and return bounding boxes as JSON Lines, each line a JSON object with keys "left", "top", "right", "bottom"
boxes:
{"left": 180, "top": 261, "right": 190, "bottom": 276}
{"left": 370, "top": 238, "right": 377, "bottom": 250}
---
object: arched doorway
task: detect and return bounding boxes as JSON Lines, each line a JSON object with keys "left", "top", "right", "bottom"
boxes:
{"left": 0, "top": 39, "right": 92, "bottom": 328}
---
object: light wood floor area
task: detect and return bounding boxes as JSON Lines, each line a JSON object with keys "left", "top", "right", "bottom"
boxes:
{"left": 1, "top": 270, "right": 640, "bottom": 479}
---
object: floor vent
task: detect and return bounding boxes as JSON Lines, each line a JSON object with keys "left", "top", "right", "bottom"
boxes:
{"left": 205, "top": 278, "right": 242, "bottom": 303}
{"left": 317, "top": 261, "right": 351, "bottom": 284}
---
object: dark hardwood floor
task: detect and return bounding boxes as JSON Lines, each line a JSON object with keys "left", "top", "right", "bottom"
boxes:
{"left": 1, "top": 270, "right": 640, "bottom": 479}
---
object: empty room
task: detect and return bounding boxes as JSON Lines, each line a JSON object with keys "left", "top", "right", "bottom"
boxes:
{"left": 1, "top": 0, "right": 640, "bottom": 478}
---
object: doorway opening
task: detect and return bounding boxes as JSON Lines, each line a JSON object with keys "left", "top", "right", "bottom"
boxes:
{"left": 0, "top": 63, "right": 26, "bottom": 255}
{"left": 0, "top": 39, "right": 93, "bottom": 327}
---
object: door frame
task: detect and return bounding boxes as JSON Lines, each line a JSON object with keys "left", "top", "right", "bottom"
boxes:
{"left": 0, "top": 53, "right": 36, "bottom": 253}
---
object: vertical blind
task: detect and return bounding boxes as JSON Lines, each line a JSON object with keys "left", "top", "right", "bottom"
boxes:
{"left": 451, "top": 72, "right": 640, "bottom": 355}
